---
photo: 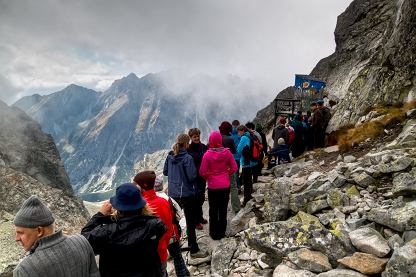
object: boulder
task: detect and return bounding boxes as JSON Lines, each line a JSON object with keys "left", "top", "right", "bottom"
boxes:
{"left": 306, "top": 199, "right": 330, "bottom": 214}
{"left": 388, "top": 234, "right": 404, "bottom": 250}
{"left": 349, "top": 227, "right": 390, "bottom": 257}
{"left": 392, "top": 172, "right": 416, "bottom": 197}
{"left": 288, "top": 248, "right": 332, "bottom": 273}
{"left": 352, "top": 172, "right": 376, "bottom": 188}
{"left": 263, "top": 178, "right": 290, "bottom": 222}
{"left": 211, "top": 238, "right": 238, "bottom": 277}
{"left": 273, "top": 264, "right": 316, "bottom": 277}
{"left": 317, "top": 269, "right": 368, "bottom": 277}
{"left": 244, "top": 221, "right": 352, "bottom": 264}
{"left": 327, "top": 189, "right": 349, "bottom": 209}
{"left": 273, "top": 163, "right": 292, "bottom": 177}
{"left": 344, "top": 155, "right": 357, "bottom": 163}
{"left": 382, "top": 240, "right": 416, "bottom": 277}
{"left": 229, "top": 201, "right": 256, "bottom": 236}
{"left": 337, "top": 252, "right": 388, "bottom": 275}
{"left": 367, "top": 200, "right": 416, "bottom": 232}
{"left": 388, "top": 119, "right": 416, "bottom": 148}
{"left": 376, "top": 156, "right": 413, "bottom": 174}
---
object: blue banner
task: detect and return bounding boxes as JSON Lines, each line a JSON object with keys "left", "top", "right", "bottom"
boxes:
{"left": 295, "top": 74, "right": 326, "bottom": 92}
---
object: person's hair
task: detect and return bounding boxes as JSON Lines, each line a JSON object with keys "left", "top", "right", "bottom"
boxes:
{"left": 111, "top": 204, "right": 153, "bottom": 221}
{"left": 219, "top": 121, "right": 232, "bottom": 135}
{"left": 173, "top": 133, "right": 190, "bottom": 155}
{"left": 237, "top": 125, "right": 248, "bottom": 132}
{"left": 245, "top": 122, "right": 255, "bottom": 130}
{"left": 188, "top": 128, "right": 201, "bottom": 137}
{"left": 232, "top": 120, "right": 240, "bottom": 127}
{"left": 317, "top": 102, "right": 324, "bottom": 107}
{"left": 310, "top": 102, "right": 317, "bottom": 107}
{"left": 133, "top": 170, "right": 156, "bottom": 190}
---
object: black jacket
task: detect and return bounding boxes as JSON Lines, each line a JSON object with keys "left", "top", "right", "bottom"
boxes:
{"left": 272, "top": 125, "right": 289, "bottom": 148}
{"left": 187, "top": 142, "right": 208, "bottom": 192}
{"left": 81, "top": 213, "right": 167, "bottom": 277}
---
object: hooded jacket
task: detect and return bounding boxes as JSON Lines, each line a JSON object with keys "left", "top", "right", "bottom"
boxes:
{"left": 272, "top": 125, "right": 289, "bottom": 148}
{"left": 236, "top": 131, "right": 258, "bottom": 168}
{"left": 231, "top": 127, "right": 241, "bottom": 161}
{"left": 142, "top": 189, "right": 173, "bottom": 263}
{"left": 199, "top": 131, "right": 238, "bottom": 190}
{"left": 81, "top": 213, "right": 166, "bottom": 277}
{"left": 163, "top": 148, "right": 197, "bottom": 198}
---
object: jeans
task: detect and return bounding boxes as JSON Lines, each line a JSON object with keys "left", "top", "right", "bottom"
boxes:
{"left": 173, "top": 196, "right": 199, "bottom": 253}
{"left": 208, "top": 187, "right": 230, "bottom": 240}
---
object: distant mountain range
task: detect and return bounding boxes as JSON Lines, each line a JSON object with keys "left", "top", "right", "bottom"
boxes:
{"left": 14, "top": 72, "right": 266, "bottom": 201}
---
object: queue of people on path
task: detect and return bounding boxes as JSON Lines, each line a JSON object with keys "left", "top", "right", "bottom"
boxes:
{"left": 11, "top": 104, "right": 331, "bottom": 277}
{"left": 268, "top": 99, "right": 332, "bottom": 168}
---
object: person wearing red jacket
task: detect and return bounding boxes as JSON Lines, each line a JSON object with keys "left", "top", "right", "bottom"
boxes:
{"left": 199, "top": 131, "right": 238, "bottom": 240}
{"left": 134, "top": 170, "right": 173, "bottom": 277}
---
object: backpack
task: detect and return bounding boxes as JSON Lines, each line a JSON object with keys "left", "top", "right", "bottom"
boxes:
{"left": 246, "top": 132, "right": 263, "bottom": 161}
{"left": 168, "top": 197, "right": 182, "bottom": 241}
{"left": 287, "top": 127, "right": 295, "bottom": 145}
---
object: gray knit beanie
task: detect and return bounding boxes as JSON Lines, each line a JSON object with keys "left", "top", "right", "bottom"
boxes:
{"left": 13, "top": 196, "right": 55, "bottom": 228}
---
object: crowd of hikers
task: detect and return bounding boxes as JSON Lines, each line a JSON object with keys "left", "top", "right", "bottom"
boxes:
{"left": 11, "top": 100, "right": 332, "bottom": 277}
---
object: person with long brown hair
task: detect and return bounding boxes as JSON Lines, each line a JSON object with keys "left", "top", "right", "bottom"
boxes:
{"left": 163, "top": 133, "right": 208, "bottom": 259}
{"left": 81, "top": 183, "right": 166, "bottom": 277}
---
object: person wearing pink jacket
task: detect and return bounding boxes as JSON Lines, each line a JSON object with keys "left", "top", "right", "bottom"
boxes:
{"left": 199, "top": 131, "right": 238, "bottom": 240}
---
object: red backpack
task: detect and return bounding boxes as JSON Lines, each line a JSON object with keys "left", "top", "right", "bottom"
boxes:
{"left": 287, "top": 127, "right": 295, "bottom": 145}
{"left": 248, "top": 132, "right": 263, "bottom": 161}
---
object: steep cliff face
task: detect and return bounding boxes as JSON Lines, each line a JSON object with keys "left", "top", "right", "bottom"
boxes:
{"left": 14, "top": 73, "right": 264, "bottom": 200}
{"left": 0, "top": 101, "right": 89, "bottom": 276}
{"left": 311, "top": 0, "right": 416, "bottom": 132}
{"left": 254, "top": 0, "right": 416, "bottom": 133}
{"left": 0, "top": 100, "right": 72, "bottom": 194}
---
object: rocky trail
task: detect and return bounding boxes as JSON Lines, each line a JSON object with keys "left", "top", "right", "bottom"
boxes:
{"left": 171, "top": 116, "right": 416, "bottom": 276}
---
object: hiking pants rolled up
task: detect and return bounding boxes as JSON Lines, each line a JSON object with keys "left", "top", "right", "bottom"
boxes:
{"left": 195, "top": 191, "right": 205, "bottom": 223}
{"left": 242, "top": 167, "right": 253, "bottom": 205}
{"left": 208, "top": 187, "right": 230, "bottom": 240}
{"left": 173, "top": 196, "right": 199, "bottom": 253}
{"left": 167, "top": 241, "right": 190, "bottom": 277}
{"left": 229, "top": 174, "right": 240, "bottom": 213}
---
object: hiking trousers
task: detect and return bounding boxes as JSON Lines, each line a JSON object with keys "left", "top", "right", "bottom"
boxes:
{"left": 173, "top": 196, "right": 199, "bottom": 253}
{"left": 229, "top": 174, "right": 240, "bottom": 214}
{"left": 242, "top": 167, "right": 253, "bottom": 205}
{"left": 208, "top": 187, "right": 230, "bottom": 240}
{"left": 167, "top": 241, "right": 190, "bottom": 277}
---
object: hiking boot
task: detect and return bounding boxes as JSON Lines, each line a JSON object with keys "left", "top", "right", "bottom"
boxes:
{"left": 195, "top": 223, "right": 203, "bottom": 230}
{"left": 190, "top": 249, "right": 209, "bottom": 259}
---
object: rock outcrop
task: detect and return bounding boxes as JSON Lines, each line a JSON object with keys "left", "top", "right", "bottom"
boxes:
{"left": 0, "top": 100, "right": 72, "bottom": 194}
{"left": 0, "top": 101, "right": 89, "bottom": 276}
{"left": 254, "top": 0, "right": 416, "bottom": 133}
{"left": 184, "top": 113, "right": 416, "bottom": 276}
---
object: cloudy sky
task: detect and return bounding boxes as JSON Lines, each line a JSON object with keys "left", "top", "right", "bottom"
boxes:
{"left": 0, "top": 0, "right": 353, "bottom": 104}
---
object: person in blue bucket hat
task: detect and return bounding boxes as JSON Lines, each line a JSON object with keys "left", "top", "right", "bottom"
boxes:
{"left": 82, "top": 183, "right": 167, "bottom": 277}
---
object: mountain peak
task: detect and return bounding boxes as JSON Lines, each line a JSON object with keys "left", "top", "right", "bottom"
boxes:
{"left": 125, "top": 72, "right": 139, "bottom": 80}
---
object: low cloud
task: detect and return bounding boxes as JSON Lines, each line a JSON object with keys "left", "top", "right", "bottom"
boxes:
{"left": 0, "top": 0, "right": 353, "bottom": 105}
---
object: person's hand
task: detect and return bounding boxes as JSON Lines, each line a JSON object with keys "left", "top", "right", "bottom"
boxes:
{"left": 100, "top": 200, "right": 112, "bottom": 216}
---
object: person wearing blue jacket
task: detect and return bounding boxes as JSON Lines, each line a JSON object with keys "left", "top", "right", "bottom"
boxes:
{"left": 163, "top": 133, "right": 208, "bottom": 259}
{"left": 231, "top": 120, "right": 242, "bottom": 190}
{"left": 236, "top": 125, "right": 257, "bottom": 206}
